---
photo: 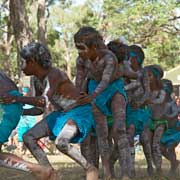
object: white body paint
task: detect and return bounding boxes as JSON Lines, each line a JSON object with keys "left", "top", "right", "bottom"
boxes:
{"left": 55, "top": 124, "right": 78, "bottom": 145}
{"left": 0, "top": 159, "right": 31, "bottom": 172}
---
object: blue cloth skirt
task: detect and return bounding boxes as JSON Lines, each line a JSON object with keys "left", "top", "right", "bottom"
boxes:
{"left": 88, "top": 79, "right": 127, "bottom": 116}
{"left": 126, "top": 104, "right": 152, "bottom": 135}
{"left": 0, "top": 90, "right": 23, "bottom": 143}
{"left": 161, "top": 121, "right": 180, "bottom": 146}
{"left": 46, "top": 104, "right": 95, "bottom": 143}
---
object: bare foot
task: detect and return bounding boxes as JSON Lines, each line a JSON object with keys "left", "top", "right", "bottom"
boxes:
{"left": 169, "top": 160, "right": 180, "bottom": 175}
{"left": 121, "top": 175, "right": 131, "bottom": 180}
{"left": 49, "top": 169, "right": 59, "bottom": 180}
{"left": 34, "top": 167, "right": 58, "bottom": 180}
{"left": 86, "top": 166, "right": 98, "bottom": 180}
{"left": 147, "top": 165, "right": 154, "bottom": 176}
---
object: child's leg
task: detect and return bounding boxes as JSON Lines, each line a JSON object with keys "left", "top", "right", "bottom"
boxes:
{"left": 90, "top": 136, "right": 99, "bottom": 169}
{"left": 109, "top": 142, "right": 118, "bottom": 178}
{"left": 23, "top": 118, "right": 52, "bottom": 167}
{"left": 92, "top": 103, "right": 112, "bottom": 179}
{"left": 127, "top": 124, "right": 135, "bottom": 176}
{"left": 55, "top": 119, "right": 98, "bottom": 180}
{"left": 0, "top": 152, "right": 56, "bottom": 180}
{"left": 81, "top": 135, "right": 99, "bottom": 168}
{"left": 140, "top": 127, "right": 154, "bottom": 175}
{"left": 111, "top": 93, "right": 132, "bottom": 178}
{"left": 152, "top": 124, "right": 165, "bottom": 172}
{"left": 162, "top": 145, "right": 179, "bottom": 173}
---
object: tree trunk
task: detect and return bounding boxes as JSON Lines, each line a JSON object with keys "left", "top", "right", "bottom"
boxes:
{"left": 0, "top": 15, "right": 13, "bottom": 77}
{"left": 65, "top": 50, "right": 72, "bottom": 80}
{"left": 37, "top": 0, "right": 46, "bottom": 44}
{"left": 63, "top": 37, "right": 72, "bottom": 80}
{"left": 9, "top": 0, "right": 32, "bottom": 78}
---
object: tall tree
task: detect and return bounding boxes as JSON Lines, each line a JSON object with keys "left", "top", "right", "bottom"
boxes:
{"left": 37, "top": 0, "right": 46, "bottom": 44}
{"left": 0, "top": 0, "right": 13, "bottom": 76}
{"left": 102, "top": 0, "right": 180, "bottom": 70}
{"left": 9, "top": 0, "right": 32, "bottom": 77}
{"left": 48, "top": 0, "right": 100, "bottom": 79}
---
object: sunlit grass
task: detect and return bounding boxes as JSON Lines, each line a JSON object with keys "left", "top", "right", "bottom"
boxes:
{"left": 1, "top": 151, "right": 180, "bottom": 180}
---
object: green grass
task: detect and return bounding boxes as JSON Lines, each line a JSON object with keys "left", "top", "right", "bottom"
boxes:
{"left": 1, "top": 153, "right": 180, "bottom": 180}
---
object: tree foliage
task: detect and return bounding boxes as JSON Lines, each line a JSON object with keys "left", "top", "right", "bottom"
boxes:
{"left": 0, "top": 0, "right": 179, "bottom": 81}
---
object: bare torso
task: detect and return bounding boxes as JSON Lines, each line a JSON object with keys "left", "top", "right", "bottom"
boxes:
{"left": 34, "top": 67, "right": 80, "bottom": 111}
{"left": 76, "top": 49, "right": 122, "bottom": 95}
{"left": 148, "top": 90, "right": 166, "bottom": 119}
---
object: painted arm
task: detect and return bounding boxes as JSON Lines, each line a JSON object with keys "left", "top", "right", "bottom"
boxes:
{"left": 135, "top": 70, "right": 151, "bottom": 106}
{"left": 151, "top": 90, "right": 166, "bottom": 104}
{"left": 165, "top": 101, "right": 180, "bottom": 120}
{"left": 92, "top": 54, "right": 115, "bottom": 98}
{"left": 75, "top": 57, "right": 88, "bottom": 92}
{"left": 23, "top": 107, "right": 43, "bottom": 116}
{"left": 124, "top": 81, "right": 141, "bottom": 91}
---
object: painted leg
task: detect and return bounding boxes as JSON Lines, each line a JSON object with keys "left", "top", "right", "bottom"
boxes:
{"left": 162, "top": 145, "right": 179, "bottom": 174}
{"left": 152, "top": 125, "right": 165, "bottom": 173}
{"left": 0, "top": 152, "right": 56, "bottom": 180}
{"left": 23, "top": 118, "right": 52, "bottom": 167}
{"left": 109, "top": 142, "right": 118, "bottom": 178}
{"left": 55, "top": 120, "right": 98, "bottom": 180}
{"left": 111, "top": 93, "right": 132, "bottom": 179}
{"left": 81, "top": 135, "right": 99, "bottom": 169}
{"left": 90, "top": 136, "right": 99, "bottom": 169}
{"left": 92, "top": 103, "right": 112, "bottom": 180}
{"left": 127, "top": 125, "right": 136, "bottom": 177}
{"left": 140, "top": 128, "right": 154, "bottom": 175}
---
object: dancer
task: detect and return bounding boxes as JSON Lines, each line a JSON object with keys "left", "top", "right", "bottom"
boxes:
{"left": 1, "top": 42, "right": 98, "bottom": 180}
{"left": 145, "top": 65, "right": 166, "bottom": 174}
{"left": 74, "top": 27, "right": 132, "bottom": 179}
{"left": 161, "top": 79, "right": 180, "bottom": 175}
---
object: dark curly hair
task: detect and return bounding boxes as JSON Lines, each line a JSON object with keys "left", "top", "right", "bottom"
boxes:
{"left": 20, "top": 42, "right": 52, "bottom": 69}
{"left": 107, "top": 40, "right": 129, "bottom": 63}
{"left": 74, "top": 26, "right": 105, "bottom": 49}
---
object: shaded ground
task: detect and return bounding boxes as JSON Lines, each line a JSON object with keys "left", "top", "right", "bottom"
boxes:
{"left": 1, "top": 152, "right": 180, "bottom": 180}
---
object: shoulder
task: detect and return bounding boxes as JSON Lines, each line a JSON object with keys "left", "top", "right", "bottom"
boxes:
{"left": 100, "top": 49, "right": 117, "bottom": 63}
{"left": 47, "top": 67, "right": 69, "bottom": 82}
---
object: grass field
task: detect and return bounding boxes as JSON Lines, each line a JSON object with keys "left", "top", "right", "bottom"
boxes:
{"left": 1, "top": 150, "right": 180, "bottom": 180}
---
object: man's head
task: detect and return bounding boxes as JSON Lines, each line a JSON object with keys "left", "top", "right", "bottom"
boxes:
{"left": 162, "top": 79, "right": 173, "bottom": 95}
{"left": 107, "top": 40, "right": 129, "bottom": 63}
{"left": 74, "top": 26, "right": 105, "bottom": 60}
{"left": 145, "top": 64, "right": 164, "bottom": 89}
{"left": 20, "top": 42, "right": 52, "bottom": 75}
{"left": 128, "top": 45, "right": 145, "bottom": 70}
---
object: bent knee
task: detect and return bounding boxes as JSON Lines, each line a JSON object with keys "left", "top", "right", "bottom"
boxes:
{"left": 55, "top": 138, "right": 69, "bottom": 152}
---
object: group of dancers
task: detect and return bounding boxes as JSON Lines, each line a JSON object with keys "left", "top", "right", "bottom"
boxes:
{"left": 0, "top": 26, "right": 179, "bottom": 180}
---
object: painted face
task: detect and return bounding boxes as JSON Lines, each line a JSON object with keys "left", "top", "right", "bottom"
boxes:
{"left": 147, "top": 70, "right": 155, "bottom": 82}
{"left": 75, "top": 42, "right": 91, "bottom": 59}
{"left": 128, "top": 56, "right": 138, "bottom": 71}
{"left": 20, "top": 58, "right": 34, "bottom": 76}
{"left": 20, "top": 58, "right": 27, "bottom": 70}
{"left": 75, "top": 42, "right": 89, "bottom": 52}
